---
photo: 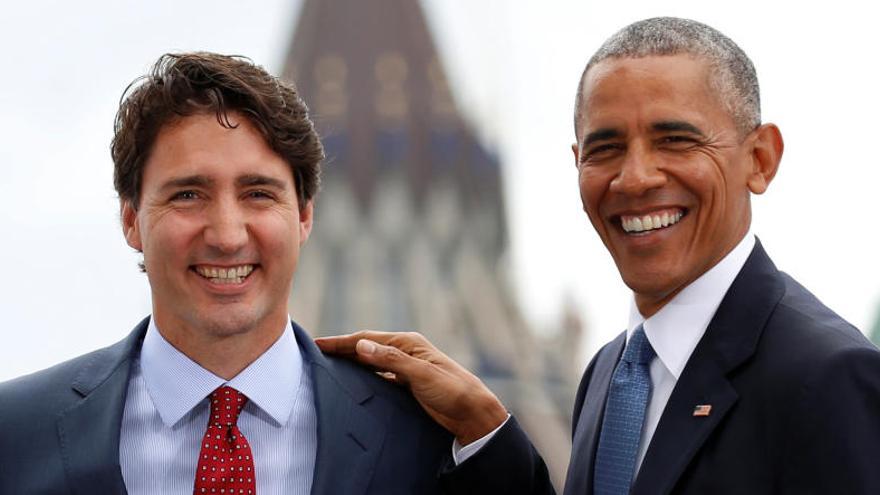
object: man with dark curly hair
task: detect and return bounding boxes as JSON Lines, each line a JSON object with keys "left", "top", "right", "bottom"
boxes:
{"left": 0, "top": 52, "right": 457, "bottom": 494}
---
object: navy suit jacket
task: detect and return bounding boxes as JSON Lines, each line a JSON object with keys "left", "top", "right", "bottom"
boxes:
{"left": 447, "top": 241, "right": 880, "bottom": 494}
{"left": 0, "top": 319, "right": 453, "bottom": 494}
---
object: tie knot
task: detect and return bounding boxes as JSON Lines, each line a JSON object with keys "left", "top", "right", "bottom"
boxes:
{"left": 622, "top": 326, "right": 655, "bottom": 365}
{"left": 208, "top": 386, "right": 248, "bottom": 427}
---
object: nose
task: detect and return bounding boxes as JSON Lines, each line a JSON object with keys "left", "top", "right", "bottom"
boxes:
{"left": 203, "top": 198, "right": 249, "bottom": 254}
{"left": 609, "top": 143, "right": 666, "bottom": 196}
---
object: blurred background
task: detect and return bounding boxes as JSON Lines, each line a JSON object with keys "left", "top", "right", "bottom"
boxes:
{"left": 1, "top": 0, "right": 878, "bottom": 488}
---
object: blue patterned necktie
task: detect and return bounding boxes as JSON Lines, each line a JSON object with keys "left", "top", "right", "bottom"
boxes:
{"left": 593, "top": 325, "right": 656, "bottom": 495}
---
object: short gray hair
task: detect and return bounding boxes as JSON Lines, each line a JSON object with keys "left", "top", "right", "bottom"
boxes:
{"left": 575, "top": 17, "right": 760, "bottom": 136}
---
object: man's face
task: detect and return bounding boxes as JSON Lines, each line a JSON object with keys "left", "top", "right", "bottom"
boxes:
{"left": 122, "top": 112, "right": 312, "bottom": 339}
{"left": 573, "top": 55, "right": 772, "bottom": 316}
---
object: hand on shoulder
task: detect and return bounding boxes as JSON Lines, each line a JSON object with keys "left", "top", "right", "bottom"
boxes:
{"left": 315, "top": 331, "right": 508, "bottom": 445}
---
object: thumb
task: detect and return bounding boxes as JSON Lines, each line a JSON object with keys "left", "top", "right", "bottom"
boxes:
{"left": 356, "top": 338, "right": 379, "bottom": 356}
{"left": 354, "top": 339, "right": 429, "bottom": 386}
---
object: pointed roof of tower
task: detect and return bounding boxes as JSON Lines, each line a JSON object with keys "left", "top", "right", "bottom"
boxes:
{"left": 281, "top": 0, "right": 505, "bottom": 255}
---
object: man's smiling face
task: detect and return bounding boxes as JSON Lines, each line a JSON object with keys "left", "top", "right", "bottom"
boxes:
{"left": 573, "top": 54, "right": 768, "bottom": 317}
{"left": 122, "top": 112, "right": 312, "bottom": 339}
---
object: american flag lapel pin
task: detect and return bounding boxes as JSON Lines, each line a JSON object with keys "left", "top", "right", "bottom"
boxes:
{"left": 693, "top": 404, "right": 712, "bottom": 417}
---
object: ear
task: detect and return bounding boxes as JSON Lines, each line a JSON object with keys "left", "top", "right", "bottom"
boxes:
{"left": 298, "top": 199, "right": 315, "bottom": 245}
{"left": 746, "top": 123, "right": 784, "bottom": 194}
{"left": 121, "top": 200, "right": 143, "bottom": 251}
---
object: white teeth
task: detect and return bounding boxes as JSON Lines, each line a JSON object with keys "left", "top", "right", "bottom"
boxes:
{"left": 621, "top": 210, "right": 684, "bottom": 233}
{"left": 195, "top": 264, "right": 254, "bottom": 282}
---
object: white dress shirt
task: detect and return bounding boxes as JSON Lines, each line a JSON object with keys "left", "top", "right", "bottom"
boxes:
{"left": 119, "top": 318, "right": 317, "bottom": 495}
{"left": 459, "top": 234, "right": 756, "bottom": 470}
{"left": 628, "top": 232, "right": 755, "bottom": 473}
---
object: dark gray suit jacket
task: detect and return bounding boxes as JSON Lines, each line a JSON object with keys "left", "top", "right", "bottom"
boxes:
{"left": 0, "top": 319, "right": 453, "bottom": 494}
{"left": 447, "top": 241, "right": 880, "bottom": 494}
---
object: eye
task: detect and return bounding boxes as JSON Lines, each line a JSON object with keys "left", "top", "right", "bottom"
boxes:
{"left": 170, "top": 190, "right": 199, "bottom": 201}
{"left": 582, "top": 143, "right": 623, "bottom": 163}
{"left": 658, "top": 135, "right": 699, "bottom": 149}
{"left": 245, "top": 189, "right": 275, "bottom": 200}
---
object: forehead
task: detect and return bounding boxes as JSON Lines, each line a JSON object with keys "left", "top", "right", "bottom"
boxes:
{"left": 577, "top": 55, "right": 733, "bottom": 136}
{"left": 145, "top": 112, "right": 292, "bottom": 183}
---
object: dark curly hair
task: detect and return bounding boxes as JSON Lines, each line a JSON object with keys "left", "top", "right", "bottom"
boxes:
{"left": 111, "top": 52, "right": 323, "bottom": 209}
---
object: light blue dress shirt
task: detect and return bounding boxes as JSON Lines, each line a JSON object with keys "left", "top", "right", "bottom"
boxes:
{"left": 119, "top": 318, "right": 317, "bottom": 495}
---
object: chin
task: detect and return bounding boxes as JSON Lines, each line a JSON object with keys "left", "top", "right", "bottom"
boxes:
{"left": 194, "top": 310, "right": 263, "bottom": 337}
{"left": 621, "top": 272, "right": 678, "bottom": 301}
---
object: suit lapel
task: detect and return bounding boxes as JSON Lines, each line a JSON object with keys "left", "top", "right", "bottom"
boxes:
{"left": 57, "top": 318, "right": 147, "bottom": 495}
{"left": 563, "top": 333, "right": 625, "bottom": 495}
{"left": 632, "top": 241, "right": 785, "bottom": 495}
{"left": 294, "top": 324, "right": 386, "bottom": 495}
{"left": 631, "top": 357, "right": 738, "bottom": 495}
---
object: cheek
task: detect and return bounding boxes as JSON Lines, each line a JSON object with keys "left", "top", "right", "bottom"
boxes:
{"left": 668, "top": 160, "right": 727, "bottom": 202}
{"left": 255, "top": 214, "right": 301, "bottom": 254}
{"left": 578, "top": 168, "right": 608, "bottom": 214}
{"left": 143, "top": 217, "right": 201, "bottom": 260}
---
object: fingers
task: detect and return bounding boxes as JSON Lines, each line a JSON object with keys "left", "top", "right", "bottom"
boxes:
{"left": 352, "top": 339, "right": 435, "bottom": 386}
{"left": 317, "top": 330, "right": 508, "bottom": 443}
{"left": 315, "top": 330, "right": 434, "bottom": 356}
{"left": 314, "top": 334, "right": 425, "bottom": 380}
{"left": 375, "top": 371, "right": 398, "bottom": 382}
{"left": 315, "top": 331, "right": 455, "bottom": 391}
{"left": 313, "top": 334, "right": 360, "bottom": 355}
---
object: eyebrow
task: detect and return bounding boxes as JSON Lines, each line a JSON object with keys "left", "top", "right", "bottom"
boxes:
{"left": 581, "top": 120, "right": 707, "bottom": 148}
{"left": 159, "top": 174, "right": 289, "bottom": 193}
{"left": 159, "top": 175, "right": 213, "bottom": 193}
{"left": 651, "top": 120, "right": 706, "bottom": 136}
{"left": 582, "top": 128, "right": 622, "bottom": 148}
{"left": 236, "top": 174, "right": 289, "bottom": 190}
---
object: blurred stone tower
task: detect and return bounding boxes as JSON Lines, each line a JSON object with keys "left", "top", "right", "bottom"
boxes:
{"left": 281, "top": 0, "right": 578, "bottom": 486}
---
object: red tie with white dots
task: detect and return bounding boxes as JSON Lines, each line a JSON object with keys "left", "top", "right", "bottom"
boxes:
{"left": 193, "top": 386, "right": 257, "bottom": 495}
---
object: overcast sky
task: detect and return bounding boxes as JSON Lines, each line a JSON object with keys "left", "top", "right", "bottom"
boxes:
{"left": 1, "top": 0, "right": 878, "bottom": 381}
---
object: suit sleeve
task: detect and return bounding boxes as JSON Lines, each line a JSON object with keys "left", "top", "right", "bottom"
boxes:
{"left": 438, "top": 415, "right": 556, "bottom": 495}
{"left": 781, "top": 345, "right": 880, "bottom": 494}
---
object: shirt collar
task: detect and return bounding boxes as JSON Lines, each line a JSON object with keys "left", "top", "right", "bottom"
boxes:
{"left": 627, "top": 232, "right": 755, "bottom": 379}
{"left": 140, "top": 317, "right": 303, "bottom": 428}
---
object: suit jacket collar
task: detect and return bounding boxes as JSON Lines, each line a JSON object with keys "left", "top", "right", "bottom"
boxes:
{"left": 631, "top": 233, "right": 757, "bottom": 380}
{"left": 564, "top": 332, "right": 625, "bottom": 495}
{"left": 631, "top": 239, "right": 785, "bottom": 494}
{"left": 58, "top": 317, "right": 147, "bottom": 495}
{"left": 293, "top": 322, "right": 387, "bottom": 495}
{"left": 58, "top": 317, "right": 388, "bottom": 495}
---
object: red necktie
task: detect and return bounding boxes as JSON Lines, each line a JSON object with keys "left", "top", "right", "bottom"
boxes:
{"left": 193, "top": 386, "right": 257, "bottom": 495}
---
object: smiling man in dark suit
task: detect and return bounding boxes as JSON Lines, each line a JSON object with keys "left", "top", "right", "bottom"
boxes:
{"left": 317, "top": 17, "right": 880, "bottom": 494}
{"left": 0, "top": 52, "right": 455, "bottom": 494}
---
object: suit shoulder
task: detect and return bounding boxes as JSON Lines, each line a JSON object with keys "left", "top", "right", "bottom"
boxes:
{"left": 770, "top": 272, "right": 875, "bottom": 355}
{"left": 1, "top": 347, "right": 98, "bottom": 399}
{"left": 317, "top": 353, "right": 437, "bottom": 417}
{"left": 770, "top": 280, "right": 880, "bottom": 491}
{"left": 750, "top": 272, "right": 880, "bottom": 401}
{"left": 311, "top": 352, "right": 453, "bottom": 462}
{"left": 0, "top": 337, "right": 133, "bottom": 418}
